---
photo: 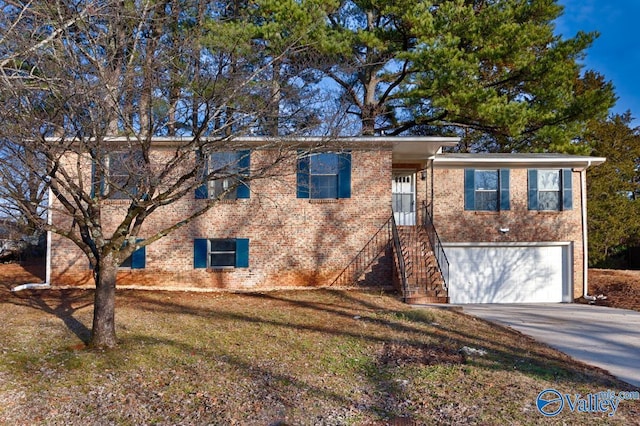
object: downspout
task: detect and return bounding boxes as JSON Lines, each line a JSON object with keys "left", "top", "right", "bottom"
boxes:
{"left": 580, "top": 163, "right": 591, "bottom": 299}
{"left": 12, "top": 187, "right": 53, "bottom": 292}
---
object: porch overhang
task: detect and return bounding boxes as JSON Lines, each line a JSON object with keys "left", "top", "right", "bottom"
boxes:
{"left": 391, "top": 137, "right": 460, "bottom": 163}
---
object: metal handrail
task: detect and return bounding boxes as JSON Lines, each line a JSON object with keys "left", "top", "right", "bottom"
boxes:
{"left": 421, "top": 201, "right": 449, "bottom": 290}
{"left": 330, "top": 216, "right": 392, "bottom": 287}
{"left": 390, "top": 213, "right": 409, "bottom": 299}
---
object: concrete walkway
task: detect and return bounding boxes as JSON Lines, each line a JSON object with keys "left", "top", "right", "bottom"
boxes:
{"left": 458, "top": 304, "right": 640, "bottom": 388}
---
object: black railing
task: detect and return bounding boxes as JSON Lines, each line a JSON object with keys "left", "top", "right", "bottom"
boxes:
{"left": 420, "top": 201, "right": 449, "bottom": 290}
{"left": 331, "top": 208, "right": 443, "bottom": 302}
{"left": 390, "top": 213, "right": 409, "bottom": 298}
{"left": 330, "top": 216, "right": 393, "bottom": 287}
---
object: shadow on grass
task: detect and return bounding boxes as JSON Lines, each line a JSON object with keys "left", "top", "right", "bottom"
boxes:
{"left": 3, "top": 285, "right": 635, "bottom": 390}
{"left": 3, "top": 286, "right": 638, "bottom": 422}
{"left": 118, "top": 332, "right": 356, "bottom": 416}
{"left": 120, "top": 289, "right": 634, "bottom": 391}
{"left": 5, "top": 288, "right": 93, "bottom": 344}
{"left": 0, "top": 260, "right": 93, "bottom": 344}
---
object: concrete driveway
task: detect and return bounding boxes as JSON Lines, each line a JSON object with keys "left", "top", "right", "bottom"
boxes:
{"left": 458, "top": 304, "right": 640, "bottom": 388}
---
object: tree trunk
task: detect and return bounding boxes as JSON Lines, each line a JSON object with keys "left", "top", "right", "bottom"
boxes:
{"left": 90, "top": 253, "right": 118, "bottom": 348}
{"left": 361, "top": 104, "right": 377, "bottom": 136}
{"left": 266, "top": 59, "right": 281, "bottom": 136}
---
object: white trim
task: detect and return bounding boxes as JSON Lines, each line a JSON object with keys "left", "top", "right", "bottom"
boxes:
{"left": 580, "top": 167, "right": 589, "bottom": 298}
{"left": 45, "top": 135, "right": 460, "bottom": 148}
{"left": 442, "top": 241, "right": 571, "bottom": 248}
{"left": 13, "top": 187, "right": 54, "bottom": 292}
{"left": 433, "top": 154, "right": 605, "bottom": 169}
{"left": 46, "top": 186, "right": 52, "bottom": 284}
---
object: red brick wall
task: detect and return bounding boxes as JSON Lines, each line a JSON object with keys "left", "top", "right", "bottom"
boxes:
{"left": 431, "top": 167, "right": 585, "bottom": 298}
{"left": 50, "top": 148, "right": 394, "bottom": 290}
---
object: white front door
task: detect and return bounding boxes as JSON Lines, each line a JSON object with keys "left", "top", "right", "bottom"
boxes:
{"left": 392, "top": 172, "right": 416, "bottom": 226}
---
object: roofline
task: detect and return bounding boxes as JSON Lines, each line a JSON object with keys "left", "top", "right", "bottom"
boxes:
{"left": 42, "top": 135, "right": 461, "bottom": 157}
{"left": 432, "top": 154, "right": 606, "bottom": 169}
{"left": 44, "top": 135, "right": 460, "bottom": 144}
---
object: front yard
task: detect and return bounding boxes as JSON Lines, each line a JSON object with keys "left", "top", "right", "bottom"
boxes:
{"left": 0, "top": 262, "right": 638, "bottom": 425}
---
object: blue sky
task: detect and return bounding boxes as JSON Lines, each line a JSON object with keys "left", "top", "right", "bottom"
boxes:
{"left": 555, "top": 1, "right": 639, "bottom": 126}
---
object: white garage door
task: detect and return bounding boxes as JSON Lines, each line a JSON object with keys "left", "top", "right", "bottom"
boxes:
{"left": 445, "top": 243, "right": 572, "bottom": 304}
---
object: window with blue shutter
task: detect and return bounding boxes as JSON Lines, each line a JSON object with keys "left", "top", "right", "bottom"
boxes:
{"left": 562, "top": 169, "right": 573, "bottom": 210}
{"left": 528, "top": 169, "right": 572, "bottom": 211}
{"left": 193, "top": 238, "right": 250, "bottom": 268}
{"left": 90, "top": 159, "right": 102, "bottom": 199}
{"left": 337, "top": 152, "right": 351, "bottom": 199}
{"left": 528, "top": 169, "right": 539, "bottom": 210}
{"left": 120, "top": 239, "right": 145, "bottom": 269}
{"left": 236, "top": 150, "right": 251, "bottom": 199}
{"left": 499, "top": 169, "right": 510, "bottom": 211}
{"left": 297, "top": 151, "right": 351, "bottom": 199}
{"left": 464, "top": 169, "right": 475, "bottom": 210}
{"left": 196, "top": 150, "right": 250, "bottom": 200}
{"left": 464, "top": 169, "right": 509, "bottom": 211}
{"left": 195, "top": 150, "right": 208, "bottom": 199}
{"left": 296, "top": 152, "right": 310, "bottom": 198}
{"left": 193, "top": 238, "right": 208, "bottom": 268}
{"left": 92, "top": 153, "right": 142, "bottom": 199}
{"left": 235, "top": 238, "right": 249, "bottom": 268}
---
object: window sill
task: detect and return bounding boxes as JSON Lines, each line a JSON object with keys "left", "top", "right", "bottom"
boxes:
{"left": 211, "top": 199, "right": 238, "bottom": 204}
{"left": 532, "top": 210, "right": 563, "bottom": 214}
{"left": 103, "top": 199, "right": 131, "bottom": 205}
{"left": 308, "top": 199, "right": 340, "bottom": 204}
{"left": 207, "top": 268, "right": 235, "bottom": 273}
{"left": 469, "top": 210, "right": 500, "bottom": 215}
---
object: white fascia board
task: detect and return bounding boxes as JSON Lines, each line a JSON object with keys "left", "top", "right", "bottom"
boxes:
{"left": 433, "top": 154, "right": 606, "bottom": 170}
{"left": 44, "top": 135, "right": 460, "bottom": 153}
{"left": 442, "top": 241, "right": 572, "bottom": 248}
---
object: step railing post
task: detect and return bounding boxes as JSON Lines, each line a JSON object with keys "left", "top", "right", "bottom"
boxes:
{"left": 421, "top": 201, "right": 449, "bottom": 292}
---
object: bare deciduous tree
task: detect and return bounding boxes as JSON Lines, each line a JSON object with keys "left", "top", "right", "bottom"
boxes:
{"left": 0, "top": 0, "right": 335, "bottom": 348}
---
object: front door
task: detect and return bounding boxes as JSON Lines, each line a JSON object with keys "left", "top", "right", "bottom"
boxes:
{"left": 392, "top": 172, "right": 416, "bottom": 226}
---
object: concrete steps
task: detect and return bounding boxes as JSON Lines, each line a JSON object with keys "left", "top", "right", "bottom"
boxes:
{"left": 397, "top": 225, "right": 448, "bottom": 304}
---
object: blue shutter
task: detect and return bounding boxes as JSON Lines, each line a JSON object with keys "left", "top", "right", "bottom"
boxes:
{"left": 562, "top": 168, "right": 573, "bottom": 210}
{"left": 236, "top": 150, "right": 251, "bottom": 199}
{"left": 235, "top": 238, "right": 249, "bottom": 268}
{"left": 528, "top": 169, "right": 538, "bottom": 210}
{"left": 464, "top": 169, "right": 475, "bottom": 210}
{"left": 91, "top": 160, "right": 97, "bottom": 198}
{"left": 297, "top": 152, "right": 310, "bottom": 198}
{"left": 131, "top": 239, "right": 146, "bottom": 269}
{"left": 499, "top": 169, "right": 510, "bottom": 211}
{"left": 194, "top": 238, "right": 208, "bottom": 268}
{"left": 90, "top": 159, "right": 105, "bottom": 198}
{"left": 337, "top": 152, "right": 351, "bottom": 199}
{"left": 195, "top": 150, "right": 208, "bottom": 199}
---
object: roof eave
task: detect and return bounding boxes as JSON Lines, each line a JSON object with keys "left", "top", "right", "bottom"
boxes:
{"left": 432, "top": 156, "right": 606, "bottom": 170}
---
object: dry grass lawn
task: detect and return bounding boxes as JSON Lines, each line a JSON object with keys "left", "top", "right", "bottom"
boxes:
{"left": 586, "top": 269, "right": 640, "bottom": 312}
{"left": 0, "top": 262, "right": 638, "bottom": 425}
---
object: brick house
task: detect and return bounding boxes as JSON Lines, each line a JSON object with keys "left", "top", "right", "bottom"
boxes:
{"left": 46, "top": 136, "right": 605, "bottom": 304}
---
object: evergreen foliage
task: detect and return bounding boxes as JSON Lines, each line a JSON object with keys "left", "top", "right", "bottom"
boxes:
{"left": 586, "top": 113, "right": 640, "bottom": 266}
